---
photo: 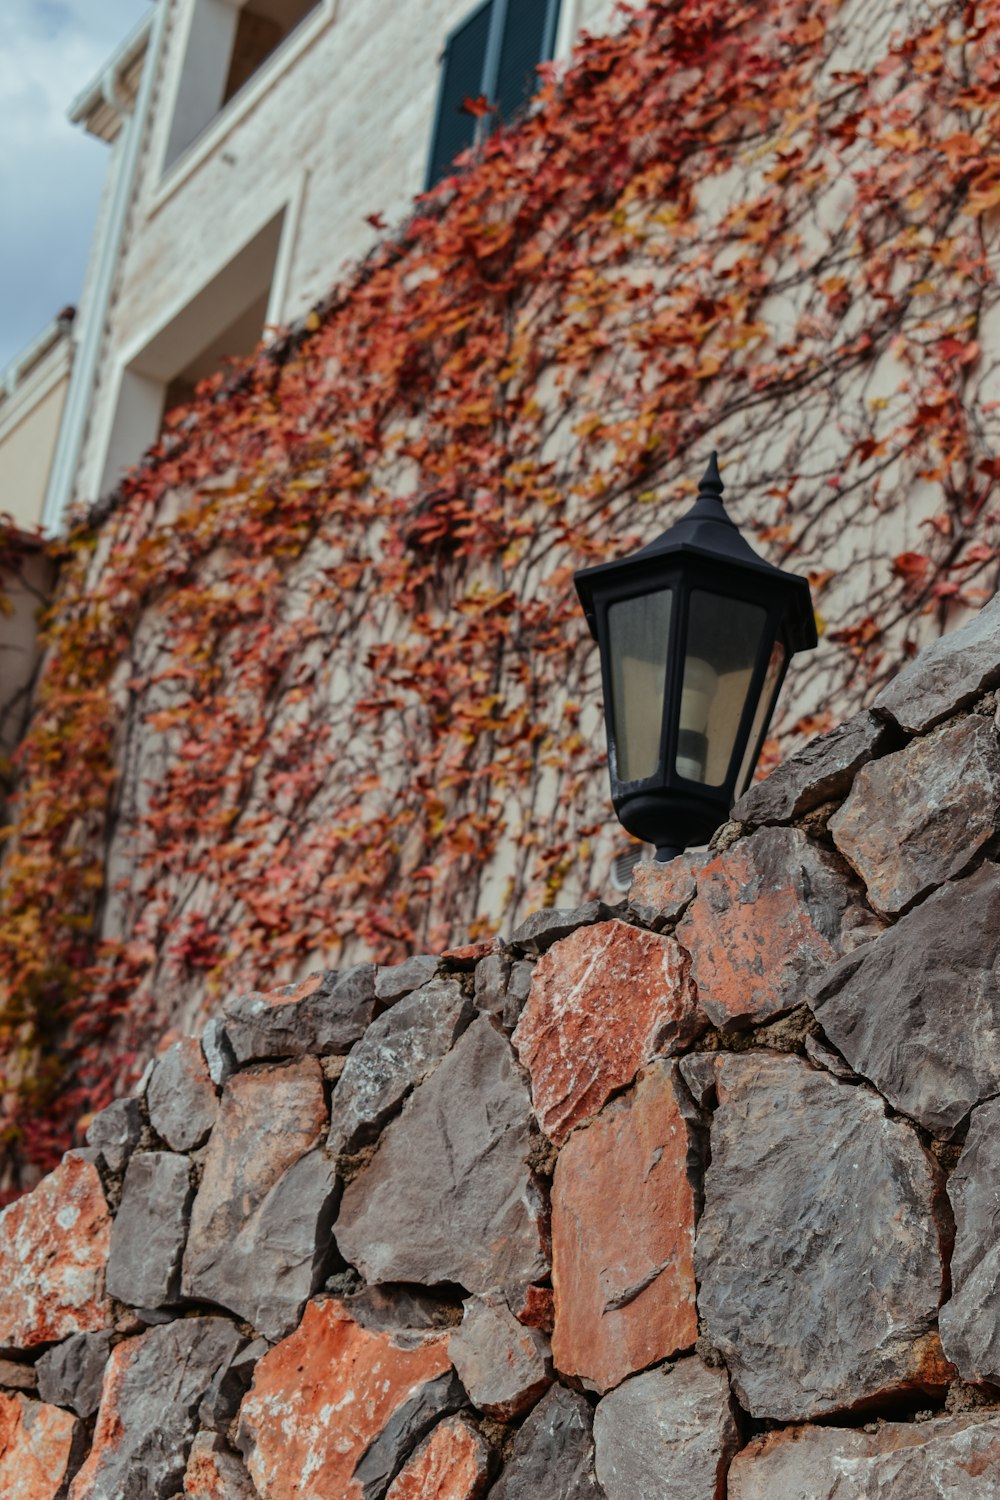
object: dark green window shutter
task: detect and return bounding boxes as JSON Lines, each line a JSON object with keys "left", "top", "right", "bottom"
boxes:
{"left": 425, "top": 1, "right": 493, "bottom": 189}
{"left": 494, "top": 0, "right": 558, "bottom": 123}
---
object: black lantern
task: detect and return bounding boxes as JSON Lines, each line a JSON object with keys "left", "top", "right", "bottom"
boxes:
{"left": 574, "top": 453, "right": 817, "bottom": 861}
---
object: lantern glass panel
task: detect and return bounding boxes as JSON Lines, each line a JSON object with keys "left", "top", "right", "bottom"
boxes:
{"left": 676, "top": 590, "right": 767, "bottom": 786}
{"left": 608, "top": 589, "right": 673, "bottom": 783}
{"left": 735, "top": 638, "right": 786, "bottom": 795}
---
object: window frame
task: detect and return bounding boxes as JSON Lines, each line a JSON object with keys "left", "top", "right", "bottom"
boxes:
{"left": 424, "top": 0, "right": 561, "bottom": 191}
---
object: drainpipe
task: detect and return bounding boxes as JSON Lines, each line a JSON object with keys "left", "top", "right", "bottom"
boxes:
{"left": 41, "top": 4, "right": 167, "bottom": 535}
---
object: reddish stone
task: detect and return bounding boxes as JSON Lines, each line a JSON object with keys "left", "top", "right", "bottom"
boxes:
{"left": 511, "top": 1284, "right": 555, "bottom": 1334}
{"left": 627, "top": 853, "right": 704, "bottom": 929}
{"left": 385, "top": 1416, "right": 492, "bottom": 1500}
{"left": 550, "top": 1062, "right": 699, "bottom": 1394}
{"left": 441, "top": 940, "right": 497, "bottom": 967}
{"left": 675, "top": 826, "right": 875, "bottom": 1030}
{"left": 237, "top": 1299, "right": 452, "bottom": 1500}
{"left": 0, "top": 1393, "right": 82, "bottom": 1499}
{"left": 512, "top": 920, "right": 704, "bottom": 1145}
{"left": 0, "top": 1155, "right": 111, "bottom": 1352}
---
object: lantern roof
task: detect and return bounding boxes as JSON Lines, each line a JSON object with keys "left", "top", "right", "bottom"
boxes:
{"left": 576, "top": 452, "right": 818, "bottom": 654}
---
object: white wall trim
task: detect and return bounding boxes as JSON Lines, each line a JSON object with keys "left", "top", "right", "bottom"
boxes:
{"left": 265, "top": 168, "right": 308, "bottom": 329}
{"left": 554, "top": 0, "right": 583, "bottom": 63}
{"left": 149, "top": 0, "right": 338, "bottom": 218}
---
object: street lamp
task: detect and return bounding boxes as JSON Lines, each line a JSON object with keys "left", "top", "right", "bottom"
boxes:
{"left": 574, "top": 453, "right": 817, "bottom": 861}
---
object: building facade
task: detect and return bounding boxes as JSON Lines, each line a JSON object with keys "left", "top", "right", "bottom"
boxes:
{"left": 42, "top": 0, "right": 615, "bottom": 532}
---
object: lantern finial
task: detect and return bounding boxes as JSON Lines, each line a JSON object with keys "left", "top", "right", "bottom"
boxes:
{"left": 701, "top": 450, "right": 724, "bottom": 500}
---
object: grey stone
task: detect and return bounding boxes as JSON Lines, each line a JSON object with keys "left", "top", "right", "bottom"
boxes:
{"left": 803, "top": 1033, "right": 856, "bottom": 1081}
{"left": 502, "top": 961, "right": 534, "bottom": 1029}
{"left": 327, "top": 979, "right": 473, "bottom": 1155}
{"left": 449, "top": 1288, "right": 551, "bottom": 1420}
{"left": 829, "top": 716, "right": 1000, "bottom": 915}
{"left": 85, "top": 1097, "right": 143, "bottom": 1174}
{"left": 873, "top": 592, "right": 1000, "bottom": 733}
{"left": 198, "top": 1337, "right": 268, "bottom": 1432}
{"left": 510, "top": 902, "right": 616, "bottom": 956}
{"left": 81, "top": 1318, "right": 245, "bottom": 1499}
{"left": 374, "top": 954, "right": 441, "bottom": 1003}
{"left": 188, "top": 1149, "right": 338, "bottom": 1341}
{"left": 201, "top": 1017, "right": 237, "bottom": 1089}
{"left": 488, "top": 1385, "right": 602, "bottom": 1500}
{"left": 147, "top": 1038, "right": 219, "bottom": 1153}
{"left": 678, "top": 1053, "right": 721, "bottom": 1110}
{"left": 728, "top": 1414, "right": 1000, "bottom": 1498}
{"left": 810, "top": 862, "right": 1000, "bottom": 1135}
{"left": 474, "top": 951, "right": 512, "bottom": 1018}
{"left": 183, "top": 1059, "right": 332, "bottom": 1339}
{"left": 695, "top": 1053, "right": 949, "bottom": 1420}
{"left": 342, "top": 1284, "right": 460, "bottom": 1335}
{"left": 940, "top": 1096, "right": 1000, "bottom": 1383}
{"left": 222, "top": 965, "right": 377, "bottom": 1062}
{"left": 593, "top": 1358, "right": 738, "bottom": 1500}
{"left": 184, "top": 1432, "right": 258, "bottom": 1498}
{"left": 106, "top": 1152, "right": 193, "bottom": 1309}
{"left": 352, "top": 1370, "right": 466, "bottom": 1500}
{"left": 36, "top": 1338, "right": 105, "bottom": 1416}
{"left": 335, "top": 1017, "right": 549, "bottom": 1296}
{"left": 0, "top": 1357, "right": 37, "bottom": 1391}
{"left": 732, "top": 709, "right": 893, "bottom": 826}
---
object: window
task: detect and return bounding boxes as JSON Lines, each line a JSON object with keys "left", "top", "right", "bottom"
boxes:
{"left": 163, "top": 0, "right": 321, "bottom": 171}
{"left": 425, "top": 0, "right": 561, "bottom": 189}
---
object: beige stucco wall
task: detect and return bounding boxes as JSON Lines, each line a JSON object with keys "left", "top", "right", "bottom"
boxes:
{"left": 76, "top": 0, "right": 617, "bottom": 504}
{"left": 0, "top": 351, "right": 71, "bottom": 533}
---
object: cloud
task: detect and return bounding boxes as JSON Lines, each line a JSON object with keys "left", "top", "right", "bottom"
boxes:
{"left": 0, "top": 0, "right": 153, "bottom": 368}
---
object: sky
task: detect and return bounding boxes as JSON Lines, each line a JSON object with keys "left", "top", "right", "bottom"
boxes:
{"left": 0, "top": 0, "right": 153, "bottom": 371}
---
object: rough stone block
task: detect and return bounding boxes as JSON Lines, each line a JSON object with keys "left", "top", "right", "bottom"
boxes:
{"left": 732, "top": 709, "right": 892, "bottom": 826}
{"left": 352, "top": 1370, "right": 466, "bottom": 1500}
{"left": 510, "top": 902, "right": 615, "bottom": 956}
{"left": 106, "top": 1152, "right": 193, "bottom": 1309}
{"left": 384, "top": 1415, "right": 492, "bottom": 1500}
{"left": 198, "top": 1338, "right": 267, "bottom": 1433}
{"left": 0, "top": 1392, "right": 83, "bottom": 1500}
{"left": 183, "top": 1431, "right": 257, "bottom": 1499}
{"left": 200, "top": 1018, "right": 237, "bottom": 1090}
{"left": 36, "top": 1333, "right": 112, "bottom": 1420}
{"left": 0, "top": 1156, "right": 111, "bottom": 1353}
{"left": 873, "top": 593, "right": 1000, "bottom": 733}
{"left": 674, "top": 826, "right": 877, "bottom": 1030}
{"left": 473, "top": 951, "right": 512, "bottom": 1019}
{"left": 502, "top": 961, "right": 533, "bottom": 1029}
{"left": 939, "top": 1095, "right": 1000, "bottom": 1383}
{"left": 147, "top": 1039, "right": 219, "bottom": 1153}
{"left": 335, "top": 1017, "right": 548, "bottom": 1297}
{"left": 182, "top": 1059, "right": 334, "bottom": 1339}
{"left": 236, "top": 1299, "right": 452, "bottom": 1500}
{"left": 375, "top": 954, "right": 441, "bottom": 1002}
{"left": 627, "top": 852, "right": 704, "bottom": 929}
{"left": 695, "top": 1053, "right": 951, "bottom": 1420}
{"left": 84, "top": 1098, "right": 143, "bottom": 1175}
{"left": 593, "top": 1358, "right": 738, "bottom": 1500}
{"left": 327, "top": 978, "right": 473, "bottom": 1155}
{"left": 728, "top": 1413, "right": 1000, "bottom": 1498}
{"left": 449, "top": 1289, "right": 551, "bottom": 1420}
{"left": 222, "top": 965, "right": 377, "bottom": 1062}
{"left": 550, "top": 1061, "right": 700, "bottom": 1394}
{"left": 829, "top": 716, "right": 1000, "bottom": 915}
{"left": 0, "top": 1358, "right": 37, "bottom": 1391}
{"left": 513, "top": 920, "right": 705, "bottom": 1145}
{"left": 68, "top": 1318, "right": 244, "bottom": 1499}
{"left": 487, "top": 1385, "right": 602, "bottom": 1500}
{"left": 810, "top": 862, "right": 1000, "bottom": 1135}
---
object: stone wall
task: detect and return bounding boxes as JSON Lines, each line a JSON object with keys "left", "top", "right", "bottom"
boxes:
{"left": 5, "top": 597, "right": 1000, "bottom": 1496}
